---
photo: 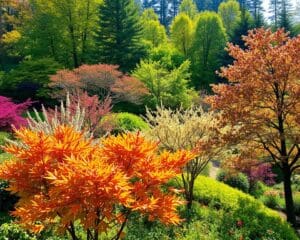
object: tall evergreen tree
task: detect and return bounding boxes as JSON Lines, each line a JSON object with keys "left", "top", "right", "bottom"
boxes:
{"left": 142, "top": 0, "right": 158, "bottom": 9}
{"left": 211, "top": 0, "right": 223, "bottom": 11}
{"left": 195, "top": 0, "right": 223, "bottom": 11}
{"left": 159, "top": 0, "right": 169, "bottom": 26}
{"left": 231, "top": 7, "right": 254, "bottom": 48}
{"left": 169, "top": 0, "right": 181, "bottom": 19}
{"left": 247, "top": 0, "right": 264, "bottom": 27}
{"left": 97, "top": 0, "right": 145, "bottom": 72}
{"left": 269, "top": 0, "right": 282, "bottom": 28}
{"left": 279, "top": 0, "right": 293, "bottom": 31}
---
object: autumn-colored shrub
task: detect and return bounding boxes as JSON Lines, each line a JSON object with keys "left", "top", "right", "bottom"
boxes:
{"left": 50, "top": 64, "right": 149, "bottom": 104}
{"left": 0, "top": 126, "right": 195, "bottom": 240}
{"left": 222, "top": 151, "right": 276, "bottom": 187}
{"left": 0, "top": 96, "right": 32, "bottom": 131}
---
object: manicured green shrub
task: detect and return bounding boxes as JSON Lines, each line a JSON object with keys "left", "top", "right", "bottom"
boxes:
{"left": 102, "top": 113, "right": 149, "bottom": 134}
{"left": 217, "top": 170, "right": 250, "bottom": 193}
{"left": 0, "top": 223, "right": 36, "bottom": 240}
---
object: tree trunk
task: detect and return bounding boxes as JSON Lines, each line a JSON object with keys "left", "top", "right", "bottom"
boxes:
{"left": 282, "top": 164, "right": 296, "bottom": 227}
{"left": 186, "top": 179, "right": 194, "bottom": 210}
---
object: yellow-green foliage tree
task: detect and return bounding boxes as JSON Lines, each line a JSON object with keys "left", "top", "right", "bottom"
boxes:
{"left": 170, "top": 13, "right": 194, "bottom": 58}
{"left": 192, "top": 11, "right": 227, "bottom": 88}
{"left": 218, "top": 0, "right": 241, "bottom": 38}
{"left": 141, "top": 9, "right": 167, "bottom": 48}
{"left": 133, "top": 60, "right": 197, "bottom": 108}
{"left": 179, "top": 0, "right": 198, "bottom": 19}
{"left": 20, "top": 0, "right": 100, "bottom": 67}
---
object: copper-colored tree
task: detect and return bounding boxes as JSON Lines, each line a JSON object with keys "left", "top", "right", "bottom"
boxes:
{"left": 206, "top": 28, "right": 300, "bottom": 226}
{"left": 50, "top": 64, "right": 148, "bottom": 104}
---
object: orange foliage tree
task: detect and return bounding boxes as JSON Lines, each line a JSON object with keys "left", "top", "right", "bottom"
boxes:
{"left": 206, "top": 28, "right": 300, "bottom": 226}
{"left": 49, "top": 64, "right": 149, "bottom": 104}
{"left": 0, "top": 126, "right": 195, "bottom": 240}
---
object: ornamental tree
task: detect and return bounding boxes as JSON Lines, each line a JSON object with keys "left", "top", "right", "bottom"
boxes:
{"left": 145, "top": 106, "right": 222, "bottom": 209}
{"left": 0, "top": 126, "right": 195, "bottom": 240}
{"left": 206, "top": 28, "right": 300, "bottom": 226}
{"left": 49, "top": 64, "right": 149, "bottom": 104}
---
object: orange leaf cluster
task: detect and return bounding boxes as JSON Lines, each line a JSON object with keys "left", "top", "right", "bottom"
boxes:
{"left": 0, "top": 126, "right": 195, "bottom": 237}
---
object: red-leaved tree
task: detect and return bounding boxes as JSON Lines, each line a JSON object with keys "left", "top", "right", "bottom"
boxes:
{"left": 50, "top": 64, "right": 149, "bottom": 104}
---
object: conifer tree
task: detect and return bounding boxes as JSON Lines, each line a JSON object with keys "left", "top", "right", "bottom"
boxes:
{"left": 97, "top": 0, "right": 145, "bottom": 72}
{"left": 279, "top": 0, "right": 293, "bottom": 31}
{"left": 247, "top": 0, "right": 264, "bottom": 27}
{"left": 269, "top": 0, "right": 282, "bottom": 28}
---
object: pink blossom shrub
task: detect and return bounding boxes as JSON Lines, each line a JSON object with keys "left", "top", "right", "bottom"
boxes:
{"left": 47, "top": 91, "right": 112, "bottom": 136}
{"left": 0, "top": 96, "right": 32, "bottom": 130}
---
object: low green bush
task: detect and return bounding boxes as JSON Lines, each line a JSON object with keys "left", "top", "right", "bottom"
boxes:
{"left": 102, "top": 113, "right": 149, "bottom": 134}
{"left": 0, "top": 222, "right": 36, "bottom": 240}
{"left": 293, "top": 192, "right": 300, "bottom": 216}
{"left": 217, "top": 170, "right": 250, "bottom": 193}
{"left": 249, "top": 181, "right": 268, "bottom": 198}
{"left": 0, "top": 131, "right": 11, "bottom": 153}
{"left": 260, "top": 189, "right": 281, "bottom": 209}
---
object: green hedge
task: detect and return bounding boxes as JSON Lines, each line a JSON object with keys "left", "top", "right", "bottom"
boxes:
{"left": 192, "top": 176, "right": 298, "bottom": 240}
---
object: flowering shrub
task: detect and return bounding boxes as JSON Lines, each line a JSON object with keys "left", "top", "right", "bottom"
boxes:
{"left": 0, "top": 96, "right": 32, "bottom": 131}
{"left": 46, "top": 92, "right": 112, "bottom": 136}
